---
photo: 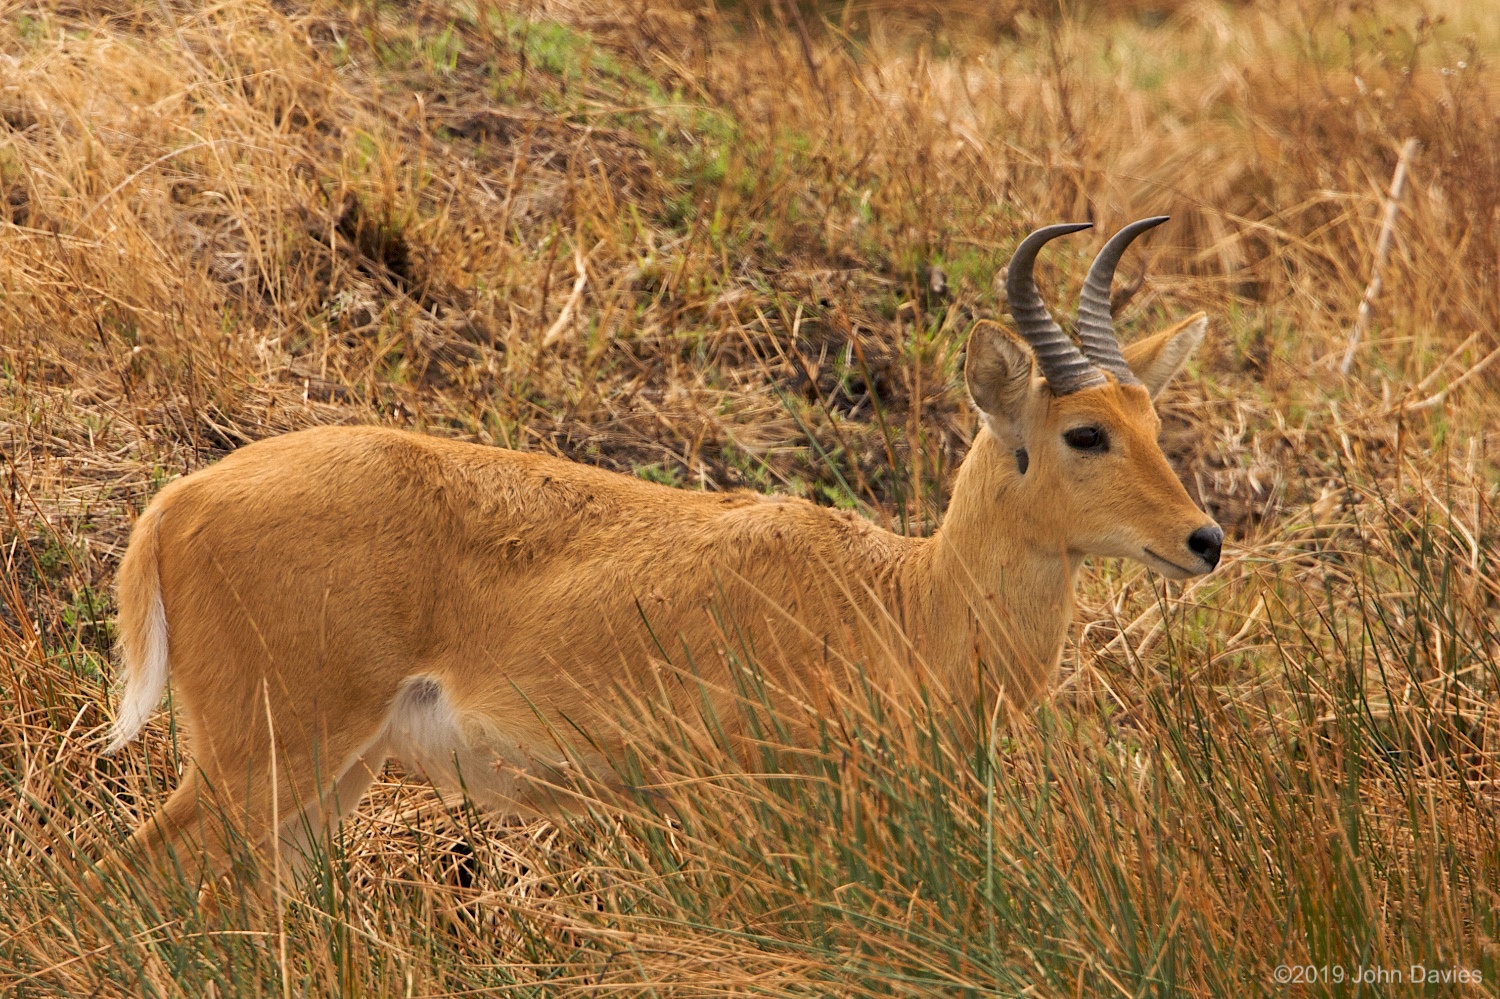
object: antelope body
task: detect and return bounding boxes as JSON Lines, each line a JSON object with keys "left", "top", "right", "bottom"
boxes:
{"left": 102, "top": 219, "right": 1222, "bottom": 881}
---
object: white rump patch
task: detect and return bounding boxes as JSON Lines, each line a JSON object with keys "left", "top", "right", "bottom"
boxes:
{"left": 382, "top": 676, "right": 513, "bottom": 800}
{"left": 384, "top": 676, "right": 463, "bottom": 771}
{"left": 380, "top": 675, "right": 585, "bottom": 809}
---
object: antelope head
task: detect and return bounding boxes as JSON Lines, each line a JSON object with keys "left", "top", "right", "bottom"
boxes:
{"left": 964, "top": 218, "right": 1222, "bottom": 578}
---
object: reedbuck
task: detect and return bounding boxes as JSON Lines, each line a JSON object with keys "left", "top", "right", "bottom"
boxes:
{"left": 101, "top": 217, "right": 1221, "bottom": 882}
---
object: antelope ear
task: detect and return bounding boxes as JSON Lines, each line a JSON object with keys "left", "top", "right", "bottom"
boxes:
{"left": 965, "top": 322, "right": 1034, "bottom": 432}
{"left": 1123, "top": 312, "right": 1207, "bottom": 397}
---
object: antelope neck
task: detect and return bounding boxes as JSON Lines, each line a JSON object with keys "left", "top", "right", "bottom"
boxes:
{"left": 908, "top": 431, "right": 1079, "bottom": 698}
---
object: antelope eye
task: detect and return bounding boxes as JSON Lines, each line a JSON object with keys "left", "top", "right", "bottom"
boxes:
{"left": 1063, "top": 426, "right": 1107, "bottom": 452}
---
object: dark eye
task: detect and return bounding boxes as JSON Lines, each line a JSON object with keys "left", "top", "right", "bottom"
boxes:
{"left": 1063, "top": 426, "right": 1107, "bottom": 452}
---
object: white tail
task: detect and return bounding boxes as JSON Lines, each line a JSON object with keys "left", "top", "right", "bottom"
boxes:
{"left": 105, "top": 507, "right": 170, "bottom": 754}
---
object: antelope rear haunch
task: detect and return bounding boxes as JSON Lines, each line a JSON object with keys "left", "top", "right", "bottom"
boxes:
{"left": 101, "top": 218, "right": 1222, "bottom": 884}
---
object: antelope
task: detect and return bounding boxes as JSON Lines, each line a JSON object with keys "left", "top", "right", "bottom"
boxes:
{"left": 99, "top": 217, "right": 1222, "bottom": 884}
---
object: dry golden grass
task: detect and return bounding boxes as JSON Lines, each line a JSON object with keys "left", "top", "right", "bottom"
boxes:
{"left": 1, "top": 0, "right": 1497, "bottom": 994}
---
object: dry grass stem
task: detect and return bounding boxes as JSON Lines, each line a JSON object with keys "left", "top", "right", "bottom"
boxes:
{"left": 1340, "top": 136, "right": 1420, "bottom": 375}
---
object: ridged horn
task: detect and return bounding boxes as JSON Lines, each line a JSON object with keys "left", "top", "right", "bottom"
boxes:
{"left": 1075, "top": 216, "right": 1169, "bottom": 385}
{"left": 1006, "top": 222, "right": 1104, "bottom": 395}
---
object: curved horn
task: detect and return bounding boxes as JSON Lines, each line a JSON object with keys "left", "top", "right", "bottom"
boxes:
{"left": 1075, "top": 215, "right": 1169, "bottom": 385}
{"left": 1006, "top": 222, "right": 1104, "bottom": 395}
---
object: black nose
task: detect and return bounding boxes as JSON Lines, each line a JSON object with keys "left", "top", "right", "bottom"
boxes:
{"left": 1187, "top": 525, "right": 1223, "bottom": 569}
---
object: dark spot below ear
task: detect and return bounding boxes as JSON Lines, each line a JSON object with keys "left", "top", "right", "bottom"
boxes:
{"left": 1014, "top": 448, "right": 1029, "bottom": 475}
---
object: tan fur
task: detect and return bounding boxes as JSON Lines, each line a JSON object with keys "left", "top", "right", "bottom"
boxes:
{"left": 101, "top": 317, "right": 1218, "bottom": 883}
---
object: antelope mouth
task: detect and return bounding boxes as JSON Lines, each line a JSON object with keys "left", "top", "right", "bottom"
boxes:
{"left": 1142, "top": 547, "right": 1197, "bottom": 578}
